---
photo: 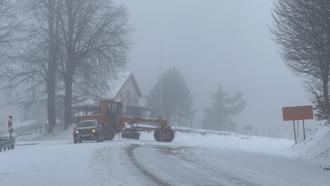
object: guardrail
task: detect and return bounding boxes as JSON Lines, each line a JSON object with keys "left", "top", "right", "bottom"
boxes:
{"left": 0, "top": 137, "right": 15, "bottom": 152}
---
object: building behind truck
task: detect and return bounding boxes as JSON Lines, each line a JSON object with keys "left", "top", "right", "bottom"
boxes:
{"left": 73, "top": 72, "right": 154, "bottom": 121}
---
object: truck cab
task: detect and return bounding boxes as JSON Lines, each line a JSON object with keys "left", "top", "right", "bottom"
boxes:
{"left": 73, "top": 120, "right": 104, "bottom": 143}
{"left": 78, "top": 99, "right": 123, "bottom": 140}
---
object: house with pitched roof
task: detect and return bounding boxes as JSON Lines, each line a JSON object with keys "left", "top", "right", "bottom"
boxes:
{"left": 73, "top": 72, "right": 152, "bottom": 119}
{"left": 108, "top": 72, "right": 143, "bottom": 107}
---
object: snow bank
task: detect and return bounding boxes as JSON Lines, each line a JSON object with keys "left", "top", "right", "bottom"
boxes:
{"left": 294, "top": 126, "right": 330, "bottom": 169}
{"left": 16, "top": 125, "right": 73, "bottom": 142}
{"left": 140, "top": 127, "right": 294, "bottom": 157}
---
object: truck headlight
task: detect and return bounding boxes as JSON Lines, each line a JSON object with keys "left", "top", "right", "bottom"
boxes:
{"left": 75, "top": 130, "right": 79, "bottom": 134}
{"left": 92, "top": 129, "right": 96, "bottom": 133}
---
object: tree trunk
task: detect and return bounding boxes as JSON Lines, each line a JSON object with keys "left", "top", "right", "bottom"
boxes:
{"left": 47, "top": 69, "right": 56, "bottom": 133}
{"left": 322, "top": 74, "right": 330, "bottom": 121}
{"left": 46, "top": 0, "right": 57, "bottom": 134}
{"left": 63, "top": 0, "right": 74, "bottom": 130}
{"left": 64, "top": 73, "right": 73, "bottom": 129}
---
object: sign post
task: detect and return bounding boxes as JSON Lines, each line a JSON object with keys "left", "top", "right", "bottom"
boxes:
{"left": 292, "top": 120, "right": 297, "bottom": 144}
{"left": 282, "top": 105, "right": 313, "bottom": 144}
{"left": 302, "top": 120, "right": 306, "bottom": 140}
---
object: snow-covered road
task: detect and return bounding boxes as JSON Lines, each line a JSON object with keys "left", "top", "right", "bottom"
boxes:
{"left": 0, "top": 131, "right": 330, "bottom": 186}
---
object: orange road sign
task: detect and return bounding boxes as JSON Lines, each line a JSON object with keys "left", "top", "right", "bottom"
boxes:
{"left": 282, "top": 106, "right": 313, "bottom": 121}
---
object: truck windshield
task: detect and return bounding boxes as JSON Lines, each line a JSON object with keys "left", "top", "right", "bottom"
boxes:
{"left": 78, "top": 121, "right": 95, "bottom": 128}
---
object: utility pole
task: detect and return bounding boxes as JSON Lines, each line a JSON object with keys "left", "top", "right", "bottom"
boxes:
{"left": 159, "top": 40, "right": 163, "bottom": 117}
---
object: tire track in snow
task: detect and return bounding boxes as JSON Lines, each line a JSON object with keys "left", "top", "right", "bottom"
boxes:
{"left": 155, "top": 146, "right": 261, "bottom": 186}
{"left": 91, "top": 143, "right": 157, "bottom": 186}
{"left": 127, "top": 144, "right": 171, "bottom": 186}
{"left": 133, "top": 144, "right": 229, "bottom": 186}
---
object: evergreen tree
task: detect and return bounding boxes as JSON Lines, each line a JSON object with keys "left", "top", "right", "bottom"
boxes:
{"left": 147, "top": 68, "right": 194, "bottom": 127}
{"left": 203, "top": 84, "right": 245, "bottom": 131}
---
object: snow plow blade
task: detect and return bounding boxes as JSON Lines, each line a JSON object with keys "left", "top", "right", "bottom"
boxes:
{"left": 121, "top": 130, "right": 140, "bottom": 140}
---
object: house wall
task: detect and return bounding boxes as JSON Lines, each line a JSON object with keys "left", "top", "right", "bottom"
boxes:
{"left": 115, "top": 76, "right": 140, "bottom": 106}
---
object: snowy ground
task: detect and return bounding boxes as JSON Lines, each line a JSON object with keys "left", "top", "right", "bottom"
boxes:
{"left": 294, "top": 126, "right": 330, "bottom": 169}
{"left": 1, "top": 128, "right": 330, "bottom": 186}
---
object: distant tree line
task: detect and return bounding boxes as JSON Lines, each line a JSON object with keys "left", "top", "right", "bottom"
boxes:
{"left": 147, "top": 68, "right": 195, "bottom": 127}
{"left": 147, "top": 68, "right": 245, "bottom": 131}
{"left": 0, "top": 0, "right": 130, "bottom": 133}
{"left": 202, "top": 84, "right": 245, "bottom": 131}
{"left": 273, "top": 0, "right": 330, "bottom": 122}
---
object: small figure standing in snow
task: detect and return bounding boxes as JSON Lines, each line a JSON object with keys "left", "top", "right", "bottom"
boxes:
{"left": 8, "top": 115, "right": 13, "bottom": 138}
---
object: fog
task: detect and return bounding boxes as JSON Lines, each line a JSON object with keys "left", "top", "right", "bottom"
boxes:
{"left": 122, "top": 0, "right": 314, "bottom": 133}
{"left": 0, "top": 1, "right": 329, "bottom": 184}
{"left": 0, "top": 0, "right": 316, "bottom": 135}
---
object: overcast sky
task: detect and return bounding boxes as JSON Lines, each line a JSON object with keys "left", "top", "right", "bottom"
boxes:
{"left": 120, "top": 0, "right": 315, "bottom": 130}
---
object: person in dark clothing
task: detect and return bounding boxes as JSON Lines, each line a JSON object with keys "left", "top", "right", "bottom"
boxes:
{"left": 8, "top": 115, "right": 13, "bottom": 138}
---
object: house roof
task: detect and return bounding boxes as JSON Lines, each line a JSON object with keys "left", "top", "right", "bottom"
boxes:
{"left": 73, "top": 71, "right": 143, "bottom": 108}
{"left": 107, "top": 72, "right": 143, "bottom": 99}
{"left": 107, "top": 71, "right": 131, "bottom": 98}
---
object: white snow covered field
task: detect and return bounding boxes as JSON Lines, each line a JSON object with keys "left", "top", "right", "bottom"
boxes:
{"left": 1, "top": 127, "right": 330, "bottom": 186}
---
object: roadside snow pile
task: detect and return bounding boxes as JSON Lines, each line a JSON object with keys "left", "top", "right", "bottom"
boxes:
{"left": 173, "top": 127, "right": 240, "bottom": 137}
{"left": 295, "top": 126, "right": 330, "bottom": 169}
{"left": 141, "top": 127, "right": 294, "bottom": 157}
{"left": 16, "top": 125, "right": 73, "bottom": 142}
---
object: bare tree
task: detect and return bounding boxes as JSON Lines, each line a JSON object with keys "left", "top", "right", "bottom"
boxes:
{"left": 2, "top": 41, "right": 48, "bottom": 116}
{"left": 0, "top": 0, "right": 16, "bottom": 64}
{"left": 56, "top": 0, "right": 129, "bottom": 129}
{"left": 272, "top": 0, "right": 330, "bottom": 121}
{"left": 1, "top": 0, "right": 129, "bottom": 131}
{"left": 1, "top": 0, "right": 62, "bottom": 133}
{"left": 45, "top": 0, "right": 61, "bottom": 133}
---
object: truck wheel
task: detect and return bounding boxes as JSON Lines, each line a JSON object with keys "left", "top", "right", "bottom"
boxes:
{"left": 165, "top": 128, "right": 175, "bottom": 142}
{"left": 159, "top": 128, "right": 175, "bottom": 142}
{"left": 107, "top": 128, "right": 115, "bottom": 140}
{"left": 74, "top": 135, "right": 79, "bottom": 144}
{"left": 154, "top": 129, "right": 160, "bottom": 142}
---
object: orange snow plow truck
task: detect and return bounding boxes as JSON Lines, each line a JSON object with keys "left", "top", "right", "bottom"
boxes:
{"left": 78, "top": 99, "right": 175, "bottom": 142}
